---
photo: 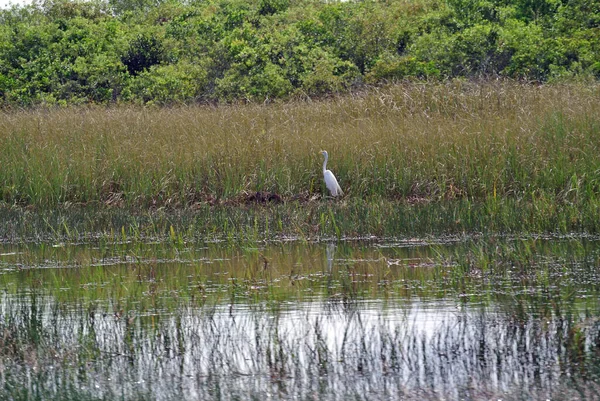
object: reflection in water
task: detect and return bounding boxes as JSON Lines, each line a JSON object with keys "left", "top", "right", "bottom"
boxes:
{"left": 0, "top": 239, "right": 600, "bottom": 400}
{"left": 2, "top": 294, "right": 599, "bottom": 400}
{"left": 326, "top": 242, "right": 335, "bottom": 272}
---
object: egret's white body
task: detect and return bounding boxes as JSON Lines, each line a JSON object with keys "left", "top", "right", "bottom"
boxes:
{"left": 320, "top": 150, "right": 343, "bottom": 197}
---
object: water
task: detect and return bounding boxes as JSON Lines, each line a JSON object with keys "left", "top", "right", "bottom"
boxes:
{"left": 1, "top": 238, "right": 600, "bottom": 400}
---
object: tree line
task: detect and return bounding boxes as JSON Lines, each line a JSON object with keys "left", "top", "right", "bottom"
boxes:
{"left": 0, "top": 0, "right": 598, "bottom": 106}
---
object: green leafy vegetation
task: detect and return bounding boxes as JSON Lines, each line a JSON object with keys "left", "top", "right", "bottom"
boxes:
{"left": 0, "top": 0, "right": 598, "bottom": 106}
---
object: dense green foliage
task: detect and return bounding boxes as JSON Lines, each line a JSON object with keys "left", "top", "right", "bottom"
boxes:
{"left": 0, "top": 0, "right": 598, "bottom": 105}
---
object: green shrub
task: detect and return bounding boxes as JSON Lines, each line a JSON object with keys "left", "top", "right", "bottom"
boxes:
{"left": 498, "top": 19, "right": 554, "bottom": 80}
{"left": 300, "top": 49, "right": 360, "bottom": 96}
{"left": 121, "top": 33, "right": 164, "bottom": 76}
{"left": 125, "top": 61, "right": 208, "bottom": 104}
{"left": 365, "top": 54, "right": 439, "bottom": 82}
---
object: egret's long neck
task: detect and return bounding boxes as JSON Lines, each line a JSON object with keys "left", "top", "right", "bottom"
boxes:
{"left": 322, "top": 154, "right": 328, "bottom": 173}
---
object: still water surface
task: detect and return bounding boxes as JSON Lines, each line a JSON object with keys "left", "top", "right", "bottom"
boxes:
{"left": 1, "top": 237, "right": 599, "bottom": 400}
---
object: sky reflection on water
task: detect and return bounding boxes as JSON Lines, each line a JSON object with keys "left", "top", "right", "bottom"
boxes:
{"left": 1, "top": 238, "right": 600, "bottom": 400}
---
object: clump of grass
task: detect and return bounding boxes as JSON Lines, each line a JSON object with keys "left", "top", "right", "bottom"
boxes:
{"left": 0, "top": 81, "right": 599, "bottom": 208}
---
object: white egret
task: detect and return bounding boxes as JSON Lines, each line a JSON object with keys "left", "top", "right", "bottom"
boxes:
{"left": 320, "top": 150, "right": 343, "bottom": 197}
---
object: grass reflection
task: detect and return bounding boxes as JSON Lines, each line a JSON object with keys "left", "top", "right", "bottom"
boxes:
{"left": 0, "top": 238, "right": 600, "bottom": 400}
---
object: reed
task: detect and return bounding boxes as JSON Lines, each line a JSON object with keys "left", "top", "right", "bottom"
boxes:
{"left": 0, "top": 81, "right": 599, "bottom": 208}
{"left": 1, "top": 194, "right": 599, "bottom": 244}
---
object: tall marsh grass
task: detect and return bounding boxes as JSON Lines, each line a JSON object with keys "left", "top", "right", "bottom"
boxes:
{"left": 1, "top": 81, "right": 599, "bottom": 208}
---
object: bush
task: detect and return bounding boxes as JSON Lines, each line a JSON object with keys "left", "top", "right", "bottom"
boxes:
{"left": 125, "top": 61, "right": 208, "bottom": 104}
{"left": 498, "top": 19, "right": 555, "bottom": 80}
{"left": 300, "top": 49, "right": 360, "bottom": 96}
{"left": 365, "top": 54, "right": 440, "bottom": 83}
{"left": 121, "top": 33, "right": 164, "bottom": 76}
